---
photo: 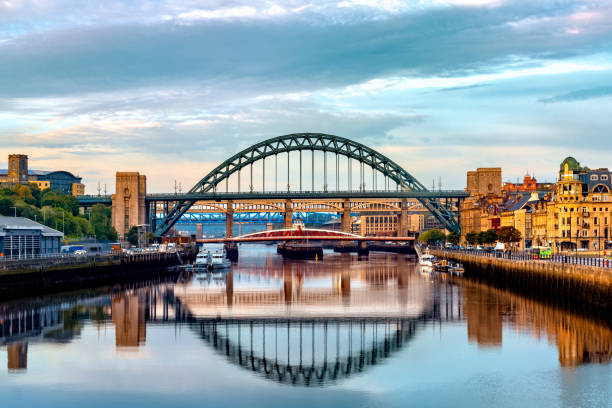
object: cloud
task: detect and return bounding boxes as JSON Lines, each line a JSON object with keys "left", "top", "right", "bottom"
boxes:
{"left": 539, "top": 86, "right": 612, "bottom": 103}
{"left": 1, "top": 1, "right": 611, "bottom": 99}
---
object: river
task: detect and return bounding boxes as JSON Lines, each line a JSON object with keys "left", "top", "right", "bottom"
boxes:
{"left": 0, "top": 245, "right": 610, "bottom": 407}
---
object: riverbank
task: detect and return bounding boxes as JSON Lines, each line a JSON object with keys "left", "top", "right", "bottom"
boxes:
{"left": 0, "top": 249, "right": 196, "bottom": 299}
{"left": 431, "top": 249, "right": 612, "bottom": 314}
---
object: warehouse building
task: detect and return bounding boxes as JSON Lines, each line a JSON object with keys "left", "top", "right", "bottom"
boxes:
{"left": 0, "top": 217, "right": 63, "bottom": 258}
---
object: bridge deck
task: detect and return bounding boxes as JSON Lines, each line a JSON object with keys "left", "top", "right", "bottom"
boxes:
{"left": 78, "top": 189, "right": 469, "bottom": 205}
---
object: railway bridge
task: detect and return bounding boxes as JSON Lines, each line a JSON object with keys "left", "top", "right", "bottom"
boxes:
{"left": 77, "top": 133, "right": 468, "bottom": 237}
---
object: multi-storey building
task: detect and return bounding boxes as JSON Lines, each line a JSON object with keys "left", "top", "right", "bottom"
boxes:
{"left": 461, "top": 157, "right": 612, "bottom": 252}
{"left": 547, "top": 157, "right": 612, "bottom": 251}
{"left": 0, "top": 154, "right": 85, "bottom": 196}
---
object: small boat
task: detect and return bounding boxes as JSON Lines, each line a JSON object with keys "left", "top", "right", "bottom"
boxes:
{"left": 448, "top": 262, "right": 465, "bottom": 276}
{"left": 419, "top": 253, "right": 435, "bottom": 268}
{"left": 433, "top": 260, "right": 449, "bottom": 273}
{"left": 195, "top": 248, "right": 231, "bottom": 271}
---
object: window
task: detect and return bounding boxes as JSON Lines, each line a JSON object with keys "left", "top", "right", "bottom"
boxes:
{"left": 595, "top": 217, "right": 598, "bottom": 225}
{"left": 591, "top": 174, "right": 599, "bottom": 181}
{"left": 602, "top": 174, "right": 609, "bottom": 181}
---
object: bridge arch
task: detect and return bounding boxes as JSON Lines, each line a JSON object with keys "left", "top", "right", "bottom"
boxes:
{"left": 192, "top": 318, "right": 418, "bottom": 386}
{"left": 154, "top": 133, "right": 458, "bottom": 236}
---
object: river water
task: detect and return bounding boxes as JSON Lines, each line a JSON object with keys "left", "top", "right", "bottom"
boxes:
{"left": 0, "top": 245, "right": 610, "bottom": 407}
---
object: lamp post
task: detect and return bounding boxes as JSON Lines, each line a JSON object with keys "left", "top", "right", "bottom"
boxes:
{"left": 9, "top": 206, "right": 16, "bottom": 217}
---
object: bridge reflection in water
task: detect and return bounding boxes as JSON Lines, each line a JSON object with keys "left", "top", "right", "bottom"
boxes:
{"left": 0, "top": 250, "right": 611, "bottom": 380}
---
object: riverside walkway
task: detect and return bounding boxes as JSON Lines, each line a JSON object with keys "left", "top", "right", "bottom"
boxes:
{"left": 431, "top": 249, "right": 612, "bottom": 312}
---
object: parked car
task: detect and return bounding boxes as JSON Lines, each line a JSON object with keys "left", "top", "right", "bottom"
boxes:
{"left": 74, "top": 249, "right": 88, "bottom": 256}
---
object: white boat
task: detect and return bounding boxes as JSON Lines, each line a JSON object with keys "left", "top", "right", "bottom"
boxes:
{"left": 419, "top": 253, "right": 435, "bottom": 267}
{"left": 195, "top": 247, "right": 232, "bottom": 271}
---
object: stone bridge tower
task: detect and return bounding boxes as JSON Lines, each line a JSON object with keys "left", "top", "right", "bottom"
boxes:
{"left": 111, "top": 172, "right": 147, "bottom": 239}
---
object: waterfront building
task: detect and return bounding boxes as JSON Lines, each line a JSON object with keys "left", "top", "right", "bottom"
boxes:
{"left": 461, "top": 157, "right": 612, "bottom": 252}
{"left": 547, "top": 157, "right": 612, "bottom": 251}
{"left": 0, "top": 216, "right": 63, "bottom": 258}
{"left": 0, "top": 154, "right": 85, "bottom": 196}
{"left": 460, "top": 167, "right": 505, "bottom": 234}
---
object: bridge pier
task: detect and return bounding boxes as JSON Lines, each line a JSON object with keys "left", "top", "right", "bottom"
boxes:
{"left": 226, "top": 201, "right": 234, "bottom": 238}
{"left": 341, "top": 199, "right": 351, "bottom": 233}
{"left": 357, "top": 241, "right": 369, "bottom": 256}
{"left": 284, "top": 200, "right": 293, "bottom": 229}
{"left": 398, "top": 198, "right": 409, "bottom": 237}
{"left": 224, "top": 243, "right": 238, "bottom": 261}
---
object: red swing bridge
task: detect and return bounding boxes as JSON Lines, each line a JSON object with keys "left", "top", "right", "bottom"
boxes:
{"left": 197, "top": 226, "right": 415, "bottom": 244}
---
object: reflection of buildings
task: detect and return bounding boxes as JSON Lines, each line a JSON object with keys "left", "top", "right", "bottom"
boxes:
{"left": 7, "top": 342, "right": 27, "bottom": 370}
{"left": 174, "top": 253, "right": 432, "bottom": 320}
{"left": 464, "top": 286, "right": 503, "bottom": 347}
{"left": 112, "top": 294, "right": 146, "bottom": 348}
{"left": 462, "top": 282, "right": 612, "bottom": 366}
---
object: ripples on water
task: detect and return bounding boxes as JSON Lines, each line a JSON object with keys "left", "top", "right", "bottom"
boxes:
{"left": 0, "top": 245, "right": 610, "bottom": 407}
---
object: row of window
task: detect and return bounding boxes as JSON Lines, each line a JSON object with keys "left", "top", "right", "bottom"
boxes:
{"left": 561, "top": 229, "right": 610, "bottom": 238}
{"left": 590, "top": 174, "right": 609, "bottom": 181}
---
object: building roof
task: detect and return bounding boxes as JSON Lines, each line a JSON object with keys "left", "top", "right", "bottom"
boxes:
{"left": 502, "top": 192, "right": 541, "bottom": 212}
{"left": 560, "top": 157, "right": 580, "bottom": 172}
{"left": 0, "top": 169, "right": 80, "bottom": 179}
{"left": 0, "top": 216, "right": 64, "bottom": 237}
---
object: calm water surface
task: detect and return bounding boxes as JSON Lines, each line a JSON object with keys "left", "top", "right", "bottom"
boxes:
{"left": 1, "top": 245, "right": 611, "bottom": 407}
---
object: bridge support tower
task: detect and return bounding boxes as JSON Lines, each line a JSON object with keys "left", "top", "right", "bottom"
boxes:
{"left": 284, "top": 200, "right": 293, "bottom": 229}
{"left": 111, "top": 172, "right": 147, "bottom": 240}
{"left": 398, "top": 198, "right": 409, "bottom": 237}
{"left": 341, "top": 199, "right": 351, "bottom": 233}
{"left": 226, "top": 201, "right": 234, "bottom": 238}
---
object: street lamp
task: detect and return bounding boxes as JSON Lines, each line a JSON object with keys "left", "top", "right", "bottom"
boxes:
{"left": 9, "top": 206, "right": 16, "bottom": 217}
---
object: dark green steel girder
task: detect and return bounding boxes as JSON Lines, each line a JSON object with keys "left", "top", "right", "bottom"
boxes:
{"left": 153, "top": 133, "right": 461, "bottom": 236}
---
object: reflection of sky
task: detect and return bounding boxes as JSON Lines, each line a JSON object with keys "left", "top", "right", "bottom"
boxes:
{"left": 1, "top": 321, "right": 610, "bottom": 407}
{"left": 1, "top": 246, "right": 611, "bottom": 406}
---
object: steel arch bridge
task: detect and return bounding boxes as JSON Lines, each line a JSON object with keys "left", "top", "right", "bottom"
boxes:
{"left": 153, "top": 133, "right": 459, "bottom": 236}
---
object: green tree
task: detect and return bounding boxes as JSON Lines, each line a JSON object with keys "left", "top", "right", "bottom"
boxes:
{"left": 418, "top": 229, "right": 446, "bottom": 244}
{"left": 127, "top": 226, "right": 139, "bottom": 246}
{"left": 481, "top": 229, "right": 498, "bottom": 245}
{"left": 497, "top": 226, "right": 521, "bottom": 245}
{"left": 447, "top": 231, "right": 460, "bottom": 245}
{"left": 89, "top": 204, "right": 117, "bottom": 241}
{"left": 0, "top": 198, "right": 14, "bottom": 216}
{"left": 465, "top": 232, "right": 479, "bottom": 245}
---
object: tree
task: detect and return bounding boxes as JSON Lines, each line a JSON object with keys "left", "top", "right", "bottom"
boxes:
{"left": 418, "top": 229, "right": 446, "bottom": 244}
{"left": 465, "top": 232, "right": 479, "bottom": 245}
{"left": 127, "top": 226, "right": 139, "bottom": 246}
{"left": 447, "top": 231, "right": 460, "bottom": 245}
{"left": 89, "top": 204, "right": 117, "bottom": 241}
{"left": 0, "top": 198, "right": 13, "bottom": 216}
{"left": 497, "top": 226, "right": 521, "bottom": 245}
{"left": 481, "top": 229, "right": 498, "bottom": 245}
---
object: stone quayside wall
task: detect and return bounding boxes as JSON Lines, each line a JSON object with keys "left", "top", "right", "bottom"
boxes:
{"left": 431, "top": 250, "right": 612, "bottom": 312}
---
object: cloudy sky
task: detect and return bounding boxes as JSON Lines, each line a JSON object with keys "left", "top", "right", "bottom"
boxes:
{"left": 1, "top": 0, "right": 611, "bottom": 193}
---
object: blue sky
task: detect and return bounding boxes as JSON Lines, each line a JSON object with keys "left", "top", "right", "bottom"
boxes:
{"left": 1, "top": 0, "right": 611, "bottom": 192}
